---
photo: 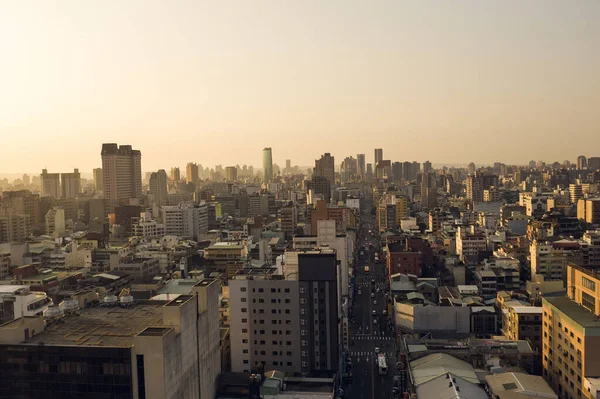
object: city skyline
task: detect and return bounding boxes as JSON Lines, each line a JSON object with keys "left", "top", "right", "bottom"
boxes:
{"left": 2, "top": 1, "right": 600, "bottom": 173}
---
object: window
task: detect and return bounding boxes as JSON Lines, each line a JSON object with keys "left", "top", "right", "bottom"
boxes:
{"left": 260, "top": 340, "right": 265, "bottom": 344}
{"left": 273, "top": 361, "right": 279, "bottom": 366}
{"left": 286, "top": 330, "right": 292, "bottom": 335}
{"left": 241, "top": 297, "right": 247, "bottom": 302}
{"left": 582, "top": 291, "right": 596, "bottom": 313}
{"left": 583, "top": 276, "right": 596, "bottom": 290}
{"left": 287, "top": 362, "right": 292, "bottom": 366}
{"left": 271, "top": 309, "right": 277, "bottom": 314}
{"left": 259, "top": 299, "right": 264, "bottom": 303}
{"left": 271, "top": 288, "right": 276, "bottom": 293}
{"left": 272, "top": 341, "right": 278, "bottom": 345}
{"left": 287, "top": 351, "right": 292, "bottom": 356}
{"left": 243, "top": 360, "right": 249, "bottom": 364}
{"left": 258, "top": 288, "right": 264, "bottom": 293}
{"left": 271, "top": 299, "right": 277, "bottom": 303}
{"left": 241, "top": 308, "right": 247, "bottom": 313}
{"left": 241, "top": 287, "right": 247, "bottom": 292}
{"left": 286, "top": 341, "right": 292, "bottom": 345}
{"left": 243, "top": 349, "right": 248, "bottom": 354}
{"left": 137, "top": 355, "right": 146, "bottom": 399}
{"left": 242, "top": 318, "right": 247, "bottom": 323}
{"left": 577, "top": 337, "right": 581, "bottom": 343}
{"left": 285, "top": 309, "right": 291, "bottom": 314}
{"left": 260, "top": 351, "right": 266, "bottom": 355}
{"left": 285, "top": 288, "right": 290, "bottom": 293}
{"left": 285, "top": 299, "right": 291, "bottom": 303}
{"left": 272, "top": 320, "right": 277, "bottom": 325}
{"left": 242, "top": 329, "right": 248, "bottom": 333}
{"left": 272, "top": 351, "right": 278, "bottom": 356}
{"left": 242, "top": 339, "right": 248, "bottom": 344}
{"left": 259, "top": 309, "right": 264, "bottom": 314}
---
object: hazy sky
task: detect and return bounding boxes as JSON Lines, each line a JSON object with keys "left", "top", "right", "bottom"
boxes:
{"left": 1, "top": 1, "right": 599, "bottom": 174}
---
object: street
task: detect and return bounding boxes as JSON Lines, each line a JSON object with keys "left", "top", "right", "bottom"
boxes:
{"left": 345, "top": 194, "right": 397, "bottom": 399}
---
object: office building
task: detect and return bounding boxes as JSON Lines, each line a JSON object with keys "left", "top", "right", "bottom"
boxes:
{"left": 101, "top": 143, "right": 142, "bottom": 212}
{"left": 149, "top": 170, "right": 168, "bottom": 206}
{"left": 60, "top": 169, "right": 81, "bottom": 199}
{"left": 279, "top": 203, "right": 298, "bottom": 239}
{"left": 392, "top": 162, "right": 402, "bottom": 181}
{"left": 589, "top": 157, "right": 600, "bottom": 172}
{"left": 0, "top": 285, "right": 51, "bottom": 323}
{"left": 340, "top": 156, "right": 357, "bottom": 183}
{"left": 578, "top": 198, "right": 600, "bottom": 225}
{"left": 229, "top": 249, "right": 340, "bottom": 375}
{"left": 225, "top": 166, "right": 237, "bottom": 182}
{"left": 374, "top": 148, "right": 383, "bottom": 166}
{"left": 307, "top": 176, "right": 331, "bottom": 204}
{"left": 161, "top": 203, "right": 208, "bottom": 240}
{"left": 423, "top": 161, "right": 432, "bottom": 174}
{"left": 577, "top": 155, "right": 588, "bottom": 170}
{"left": 1, "top": 190, "right": 40, "bottom": 225}
{"left": 314, "top": 153, "right": 335, "bottom": 185}
{"left": 466, "top": 173, "right": 484, "bottom": 202}
{"left": 170, "top": 167, "right": 180, "bottom": 181}
{"left": 186, "top": 162, "right": 199, "bottom": 184}
{"left": 366, "top": 163, "right": 373, "bottom": 178}
{"left": 45, "top": 207, "right": 65, "bottom": 236}
{"left": 40, "top": 169, "right": 61, "bottom": 198}
{"left": 542, "top": 264, "right": 600, "bottom": 399}
{"left": 263, "top": 147, "right": 273, "bottom": 183}
{"left": 357, "top": 153, "right": 366, "bottom": 178}
{"left": 570, "top": 184, "right": 584, "bottom": 204}
{"left": 93, "top": 168, "right": 103, "bottom": 191}
{"left": 468, "top": 162, "right": 476, "bottom": 176}
{"left": 0, "top": 280, "right": 220, "bottom": 399}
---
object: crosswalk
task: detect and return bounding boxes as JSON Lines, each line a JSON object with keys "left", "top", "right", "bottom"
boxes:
{"left": 353, "top": 335, "right": 393, "bottom": 340}
{"left": 349, "top": 351, "right": 395, "bottom": 358}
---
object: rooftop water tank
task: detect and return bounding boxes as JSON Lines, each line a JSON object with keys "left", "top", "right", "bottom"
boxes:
{"left": 101, "top": 294, "right": 118, "bottom": 307}
{"left": 43, "top": 304, "right": 64, "bottom": 319}
{"left": 59, "top": 298, "right": 80, "bottom": 312}
{"left": 119, "top": 295, "right": 134, "bottom": 307}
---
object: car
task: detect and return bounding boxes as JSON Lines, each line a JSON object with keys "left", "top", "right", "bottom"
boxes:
{"left": 357, "top": 290, "right": 362, "bottom": 295}
{"left": 383, "top": 310, "right": 387, "bottom": 315}
{"left": 373, "top": 300, "right": 377, "bottom": 305}
{"left": 372, "top": 310, "right": 376, "bottom": 316}
{"left": 376, "top": 288, "right": 380, "bottom": 293}
{"left": 374, "top": 347, "right": 380, "bottom": 354}
{"left": 371, "top": 293, "right": 375, "bottom": 298}
{"left": 373, "top": 319, "right": 378, "bottom": 324}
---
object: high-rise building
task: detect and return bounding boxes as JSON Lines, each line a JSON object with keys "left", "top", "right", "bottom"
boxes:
{"left": 285, "top": 159, "right": 292, "bottom": 172}
{"left": 161, "top": 203, "right": 208, "bottom": 240}
{"left": 577, "top": 155, "right": 588, "bottom": 170}
{"left": 263, "top": 147, "right": 273, "bottom": 183}
{"left": 341, "top": 156, "right": 357, "bottom": 183}
{"left": 374, "top": 148, "right": 383, "bottom": 166}
{"left": 467, "top": 162, "right": 476, "bottom": 176}
{"left": 0, "top": 211, "right": 31, "bottom": 243}
{"left": 578, "top": 198, "right": 600, "bottom": 225}
{"left": 170, "top": 167, "right": 180, "bottom": 181}
{"left": 306, "top": 176, "right": 331, "bottom": 204}
{"left": 466, "top": 173, "right": 484, "bottom": 202}
{"left": 149, "top": 170, "right": 168, "bottom": 206}
{"left": 225, "top": 166, "right": 237, "bottom": 182}
{"left": 61, "top": 169, "right": 81, "bottom": 199}
{"left": 357, "top": 154, "right": 366, "bottom": 178}
{"left": 93, "top": 168, "right": 103, "bottom": 191}
{"left": 1, "top": 190, "right": 40, "bottom": 225}
{"left": 366, "top": 163, "right": 373, "bottom": 177}
{"left": 40, "top": 169, "right": 60, "bottom": 198}
{"left": 229, "top": 249, "right": 340, "bottom": 374}
{"left": 101, "top": 143, "right": 142, "bottom": 212}
{"left": 402, "top": 161, "right": 411, "bottom": 180}
{"left": 314, "top": 153, "right": 335, "bottom": 185}
{"left": 391, "top": 162, "right": 402, "bottom": 181}
{"left": 186, "top": 162, "right": 199, "bottom": 184}
{"left": 589, "top": 157, "right": 600, "bottom": 172}
{"left": 423, "top": 161, "right": 432, "bottom": 174}
{"left": 542, "top": 263, "right": 600, "bottom": 399}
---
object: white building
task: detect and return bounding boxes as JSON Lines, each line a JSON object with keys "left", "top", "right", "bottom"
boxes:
{"left": 393, "top": 301, "right": 471, "bottom": 334}
{"left": 161, "top": 203, "right": 208, "bottom": 240}
{"left": 45, "top": 207, "right": 65, "bottom": 236}
{"left": 132, "top": 217, "right": 166, "bottom": 238}
{"left": 456, "top": 225, "right": 487, "bottom": 258}
{"left": 0, "top": 285, "right": 52, "bottom": 323}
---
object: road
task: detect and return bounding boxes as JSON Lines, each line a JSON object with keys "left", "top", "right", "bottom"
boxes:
{"left": 345, "top": 193, "right": 397, "bottom": 399}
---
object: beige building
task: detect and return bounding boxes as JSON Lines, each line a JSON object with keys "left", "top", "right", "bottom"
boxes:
{"left": 502, "top": 305, "right": 543, "bottom": 353}
{"left": 60, "top": 169, "right": 81, "bottom": 199}
{"left": 40, "top": 169, "right": 61, "bottom": 198}
{"left": 578, "top": 198, "right": 600, "bottom": 225}
{"left": 0, "top": 279, "right": 221, "bottom": 399}
{"left": 0, "top": 211, "right": 30, "bottom": 244}
{"left": 101, "top": 143, "right": 142, "bottom": 213}
{"left": 542, "top": 263, "right": 600, "bottom": 399}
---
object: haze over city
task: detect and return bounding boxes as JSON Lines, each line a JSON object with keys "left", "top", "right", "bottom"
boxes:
{"left": 2, "top": 0, "right": 600, "bottom": 173}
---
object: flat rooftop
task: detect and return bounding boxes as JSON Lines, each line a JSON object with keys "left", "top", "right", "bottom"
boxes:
{"left": 26, "top": 304, "right": 164, "bottom": 347}
{"left": 283, "top": 377, "right": 334, "bottom": 393}
{"left": 543, "top": 294, "right": 600, "bottom": 328}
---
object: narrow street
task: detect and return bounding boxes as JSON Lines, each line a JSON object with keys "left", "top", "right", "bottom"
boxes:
{"left": 345, "top": 194, "right": 397, "bottom": 399}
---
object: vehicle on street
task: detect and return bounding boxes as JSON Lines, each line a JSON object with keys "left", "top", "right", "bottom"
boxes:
{"left": 373, "top": 300, "right": 377, "bottom": 305}
{"left": 371, "top": 293, "right": 375, "bottom": 298}
{"left": 358, "top": 290, "right": 361, "bottom": 295}
{"left": 383, "top": 310, "right": 387, "bottom": 315}
{"left": 372, "top": 310, "right": 376, "bottom": 316}
{"left": 364, "top": 265, "right": 370, "bottom": 273}
{"left": 376, "top": 288, "right": 380, "bottom": 293}
{"left": 378, "top": 354, "right": 388, "bottom": 375}
{"left": 374, "top": 347, "right": 379, "bottom": 354}
{"left": 373, "top": 319, "right": 378, "bottom": 324}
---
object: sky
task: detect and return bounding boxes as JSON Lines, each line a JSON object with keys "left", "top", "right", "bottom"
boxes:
{"left": 1, "top": 0, "right": 599, "bottom": 174}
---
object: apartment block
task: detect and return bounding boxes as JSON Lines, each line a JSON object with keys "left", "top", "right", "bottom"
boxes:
{"left": 101, "top": 143, "right": 142, "bottom": 213}
{"left": 542, "top": 264, "right": 600, "bottom": 399}
{"left": 161, "top": 203, "right": 208, "bottom": 240}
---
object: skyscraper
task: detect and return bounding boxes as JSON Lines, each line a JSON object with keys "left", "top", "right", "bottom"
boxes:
{"left": 61, "top": 169, "right": 81, "bottom": 199}
{"left": 577, "top": 155, "right": 587, "bottom": 170}
{"left": 314, "top": 153, "right": 335, "bottom": 185}
{"left": 101, "top": 143, "right": 142, "bottom": 212}
{"left": 263, "top": 147, "right": 273, "bottom": 183}
{"left": 93, "top": 168, "right": 103, "bottom": 191}
{"left": 467, "top": 162, "right": 476, "bottom": 176}
{"left": 40, "top": 169, "right": 60, "bottom": 198}
{"left": 374, "top": 148, "right": 383, "bottom": 166}
{"left": 423, "top": 161, "right": 432, "bottom": 174}
{"left": 149, "top": 169, "right": 168, "bottom": 206}
{"left": 170, "top": 167, "right": 180, "bottom": 181}
{"left": 225, "top": 166, "right": 237, "bottom": 182}
{"left": 186, "top": 162, "right": 199, "bottom": 184}
{"left": 357, "top": 154, "right": 366, "bottom": 177}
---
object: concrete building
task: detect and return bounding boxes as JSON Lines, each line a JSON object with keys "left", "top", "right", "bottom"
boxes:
{"left": 0, "top": 279, "right": 221, "bottom": 399}
{"left": 149, "top": 169, "right": 168, "bottom": 206}
{"left": 578, "top": 198, "right": 600, "bottom": 226}
{"left": 1, "top": 190, "right": 41, "bottom": 225}
{"left": 523, "top": 192, "right": 552, "bottom": 219}
{"left": 204, "top": 241, "right": 249, "bottom": 276}
{"left": 230, "top": 249, "right": 340, "bottom": 375}
{"left": 485, "top": 372, "right": 557, "bottom": 399}
{"left": 101, "top": 143, "right": 142, "bottom": 213}
{"left": 314, "top": 153, "right": 335, "bottom": 185}
{"left": 93, "top": 167, "right": 103, "bottom": 191}
{"left": 456, "top": 226, "right": 487, "bottom": 258}
{"left": 356, "top": 153, "right": 366, "bottom": 178}
{"left": 170, "top": 167, "right": 180, "bottom": 181}
{"left": 186, "top": 162, "right": 199, "bottom": 184}
{"left": 377, "top": 194, "right": 408, "bottom": 232}
{"left": 113, "top": 256, "right": 160, "bottom": 280}
{"left": 542, "top": 264, "right": 600, "bottom": 399}
{"left": 40, "top": 169, "right": 61, "bottom": 198}
{"left": 225, "top": 166, "right": 237, "bottom": 182}
{"left": 60, "top": 169, "right": 81, "bottom": 199}
{"left": 0, "top": 285, "right": 52, "bottom": 323}
{"left": 263, "top": 148, "right": 273, "bottom": 183}
{"left": 530, "top": 239, "right": 583, "bottom": 282}
{"left": 374, "top": 148, "right": 383, "bottom": 167}
{"left": 45, "top": 207, "right": 65, "bottom": 237}
{"left": 161, "top": 203, "right": 208, "bottom": 240}
{"left": 279, "top": 203, "right": 297, "bottom": 239}
{"left": 577, "top": 155, "right": 588, "bottom": 170}
{"left": 132, "top": 217, "right": 166, "bottom": 238}
{"left": 0, "top": 212, "right": 31, "bottom": 244}
{"left": 502, "top": 304, "right": 542, "bottom": 355}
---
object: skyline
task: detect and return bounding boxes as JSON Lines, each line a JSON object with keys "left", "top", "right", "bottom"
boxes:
{"left": 2, "top": 1, "right": 600, "bottom": 173}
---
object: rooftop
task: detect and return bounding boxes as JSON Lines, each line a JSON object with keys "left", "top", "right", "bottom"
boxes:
{"left": 157, "top": 279, "right": 200, "bottom": 295}
{"left": 26, "top": 304, "right": 164, "bottom": 347}
{"left": 485, "top": 372, "right": 557, "bottom": 399}
{"left": 543, "top": 294, "right": 600, "bottom": 328}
